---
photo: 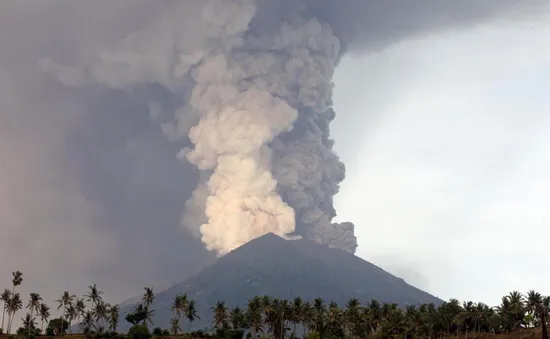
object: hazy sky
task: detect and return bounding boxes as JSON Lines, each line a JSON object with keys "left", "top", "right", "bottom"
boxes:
{"left": 333, "top": 17, "right": 550, "bottom": 306}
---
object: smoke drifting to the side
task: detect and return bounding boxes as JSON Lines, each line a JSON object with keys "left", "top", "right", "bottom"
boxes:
{"left": 41, "top": 0, "right": 547, "bottom": 256}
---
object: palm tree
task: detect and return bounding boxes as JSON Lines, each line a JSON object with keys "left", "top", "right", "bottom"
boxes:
{"left": 344, "top": 298, "right": 362, "bottom": 338}
{"left": 79, "top": 311, "right": 94, "bottom": 333}
{"left": 290, "top": 297, "right": 303, "bottom": 336}
{"left": 93, "top": 301, "right": 109, "bottom": 330}
{"left": 6, "top": 272, "right": 23, "bottom": 334}
{"left": 325, "top": 301, "right": 343, "bottom": 338}
{"left": 143, "top": 287, "right": 154, "bottom": 309}
{"left": 496, "top": 294, "right": 524, "bottom": 332}
{"left": 1, "top": 289, "right": 11, "bottom": 330}
{"left": 302, "top": 301, "right": 313, "bottom": 336}
{"left": 108, "top": 304, "right": 120, "bottom": 332}
{"left": 65, "top": 304, "right": 78, "bottom": 334}
{"left": 526, "top": 290, "right": 549, "bottom": 339}
{"left": 246, "top": 297, "right": 263, "bottom": 339}
{"left": 142, "top": 286, "right": 155, "bottom": 326}
{"left": 56, "top": 291, "right": 75, "bottom": 336}
{"left": 11, "top": 271, "right": 23, "bottom": 295}
{"left": 170, "top": 317, "right": 181, "bottom": 335}
{"left": 211, "top": 301, "right": 228, "bottom": 329}
{"left": 38, "top": 304, "right": 50, "bottom": 333}
{"left": 171, "top": 293, "right": 188, "bottom": 331}
{"left": 542, "top": 296, "right": 550, "bottom": 339}
{"left": 21, "top": 313, "right": 37, "bottom": 335}
{"left": 84, "top": 284, "right": 103, "bottom": 314}
{"left": 26, "top": 293, "right": 42, "bottom": 338}
{"left": 312, "top": 297, "right": 326, "bottom": 335}
{"left": 74, "top": 298, "right": 86, "bottom": 325}
{"left": 6, "top": 293, "right": 22, "bottom": 334}
{"left": 229, "top": 306, "right": 245, "bottom": 330}
{"left": 185, "top": 300, "right": 200, "bottom": 332}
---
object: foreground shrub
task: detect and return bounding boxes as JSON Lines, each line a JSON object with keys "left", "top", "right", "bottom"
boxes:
{"left": 128, "top": 325, "right": 151, "bottom": 339}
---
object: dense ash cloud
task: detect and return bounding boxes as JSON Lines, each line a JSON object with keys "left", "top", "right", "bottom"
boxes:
{"left": 0, "top": 0, "right": 545, "bottom": 320}
{"left": 41, "top": 0, "right": 545, "bottom": 256}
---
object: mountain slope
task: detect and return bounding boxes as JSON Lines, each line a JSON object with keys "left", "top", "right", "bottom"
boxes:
{"left": 119, "top": 233, "right": 442, "bottom": 331}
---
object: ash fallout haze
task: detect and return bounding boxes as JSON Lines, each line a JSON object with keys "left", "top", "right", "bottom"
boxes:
{"left": 0, "top": 0, "right": 547, "bottom": 324}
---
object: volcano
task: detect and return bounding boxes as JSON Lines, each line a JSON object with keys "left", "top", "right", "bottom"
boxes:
{"left": 118, "top": 233, "right": 442, "bottom": 331}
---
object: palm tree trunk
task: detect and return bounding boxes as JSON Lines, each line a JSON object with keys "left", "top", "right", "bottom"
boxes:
{"left": 7, "top": 310, "right": 15, "bottom": 334}
{"left": 28, "top": 309, "right": 33, "bottom": 339}
{"left": 9, "top": 285, "right": 15, "bottom": 334}
{"left": 1, "top": 305, "right": 6, "bottom": 330}
{"left": 91, "top": 300, "right": 95, "bottom": 330}
{"left": 541, "top": 312, "right": 548, "bottom": 339}
{"left": 61, "top": 306, "right": 66, "bottom": 336}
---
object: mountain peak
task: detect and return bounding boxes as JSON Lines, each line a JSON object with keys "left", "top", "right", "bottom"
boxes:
{"left": 119, "top": 233, "right": 442, "bottom": 331}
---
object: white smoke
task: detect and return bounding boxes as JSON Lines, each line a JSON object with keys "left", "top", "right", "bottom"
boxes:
{"left": 42, "top": 0, "right": 346, "bottom": 255}
{"left": 181, "top": 14, "right": 344, "bottom": 254}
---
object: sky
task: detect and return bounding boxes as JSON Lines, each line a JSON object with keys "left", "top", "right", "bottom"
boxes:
{"left": 332, "top": 17, "right": 550, "bottom": 306}
{"left": 1, "top": 0, "right": 549, "bottom": 331}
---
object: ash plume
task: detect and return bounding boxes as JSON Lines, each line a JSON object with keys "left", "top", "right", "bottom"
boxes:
{"left": 39, "top": 0, "right": 545, "bottom": 256}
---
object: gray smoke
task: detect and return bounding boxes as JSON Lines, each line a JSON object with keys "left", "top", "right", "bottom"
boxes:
{"left": 40, "top": 0, "right": 546, "bottom": 255}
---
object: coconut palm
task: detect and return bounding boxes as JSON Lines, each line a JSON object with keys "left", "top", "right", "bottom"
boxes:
{"left": 229, "top": 306, "right": 245, "bottom": 330}
{"left": 142, "top": 286, "right": 155, "bottom": 326}
{"left": 211, "top": 301, "right": 228, "bottom": 329}
{"left": 311, "top": 297, "right": 326, "bottom": 334}
{"left": 1, "top": 289, "right": 11, "bottom": 330}
{"left": 171, "top": 293, "right": 188, "bottom": 331}
{"left": 84, "top": 284, "right": 103, "bottom": 312}
{"left": 79, "top": 311, "right": 94, "bottom": 333}
{"left": 169, "top": 317, "right": 181, "bottom": 335}
{"left": 185, "top": 299, "right": 200, "bottom": 332}
{"left": 26, "top": 293, "right": 42, "bottom": 338}
{"left": 21, "top": 313, "right": 37, "bottom": 334}
{"left": 302, "top": 301, "right": 314, "bottom": 336}
{"left": 56, "top": 291, "right": 75, "bottom": 336}
{"left": 65, "top": 303, "right": 78, "bottom": 334}
{"left": 289, "top": 297, "right": 303, "bottom": 335}
{"left": 526, "top": 290, "right": 549, "bottom": 339}
{"left": 246, "top": 297, "right": 263, "bottom": 339}
{"left": 143, "top": 287, "right": 155, "bottom": 309}
{"left": 344, "top": 298, "right": 362, "bottom": 337}
{"left": 6, "top": 293, "right": 22, "bottom": 334}
{"left": 108, "top": 304, "right": 119, "bottom": 332}
{"left": 93, "top": 300, "right": 109, "bottom": 329}
{"left": 11, "top": 272, "right": 23, "bottom": 294}
{"left": 38, "top": 303, "right": 50, "bottom": 333}
{"left": 6, "top": 271, "right": 23, "bottom": 334}
{"left": 74, "top": 298, "right": 86, "bottom": 324}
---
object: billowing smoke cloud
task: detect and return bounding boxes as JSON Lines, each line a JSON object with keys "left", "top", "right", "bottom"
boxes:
{"left": 42, "top": 0, "right": 356, "bottom": 255}
{"left": 40, "top": 0, "right": 547, "bottom": 256}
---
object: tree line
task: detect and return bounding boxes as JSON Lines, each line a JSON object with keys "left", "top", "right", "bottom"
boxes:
{"left": 1, "top": 270, "right": 548, "bottom": 339}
